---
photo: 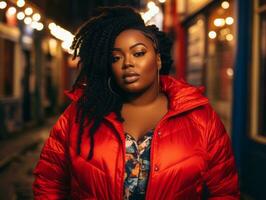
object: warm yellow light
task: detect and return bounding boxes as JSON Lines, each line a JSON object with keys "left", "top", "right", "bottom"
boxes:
{"left": 159, "top": 0, "right": 166, "bottom": 3}
{"left": 208, "top": 31, "right": 217, "bottom": 39}
{"left": 142, "top": 1, "right": 159, "bottom": 22}
{"left": 17, "top": 11, "right": 25, "bottom": 20}
{"left": 48, "top": 22, "right": 56, "bottom": 30}
{"left": 226, "top": 34, "right": 234, "bottom": 41}
{"left": 226, "top": 68, "right": 234, "bottom": 77}
{"left": 33, "top": 13, "right": 41, "bottom": 21}
{"left": 24, "top": 16, "right": 32, "bottom": 25}
{"left": 225, "top": 17, "right": 234, "bottom": 25}
{"left": 221, "top": 1, "right": 230, "bottom": 9}
{"left": 17, "top": 0, "right": 25, "bottom": 7}
{"left": 49, "top": 22, "right": 74, "bottom": 53}
{"left": 147, "top": 1, "right": 156, "bottom": 9}
{"left": 0, "top": 1, "right": 7, "bottom": 9}
{"left": 220, "top": 28, "right": 230, "bottom": 36}
{"left": 7, "top": 7, "right": 16, "bottom": 15}
{"left": 36, "top": 22, "right": 44, "bottom": 31}
{"left": 31, "top": 21, "right": 37, "bottom": 29}
{"left": 214, "top": 18, "right": 225, "bottom": 27}
{"left": 49, "top": 38, "right": 57, "bottom": 50}
{"left": 25, "top": 7, "right": 33, "bottom": 15}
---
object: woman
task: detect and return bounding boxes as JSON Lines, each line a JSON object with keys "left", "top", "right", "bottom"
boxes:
{"left": 33, "top": 6, "right": 240, "bottom": 200}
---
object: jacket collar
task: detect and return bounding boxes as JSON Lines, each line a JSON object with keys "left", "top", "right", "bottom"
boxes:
{"left": 65, "top": 75, "right": 208, "bottom": 120}
{"left": 159, "top": 75, "right": 208, "bottom": 113}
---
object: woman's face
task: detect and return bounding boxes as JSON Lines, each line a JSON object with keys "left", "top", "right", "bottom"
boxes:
{"left": 111, "top": 29, "right": 161, "bottom": 94}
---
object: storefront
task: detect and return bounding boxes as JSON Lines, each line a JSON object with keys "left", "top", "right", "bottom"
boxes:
{"left": 0, "top": 16, "right": 24, "bottom": 137}
{"left": 237, "top": 0, "right": 266, "bottom": 198}
{"left": 175, "top": 0, "right": 236, "bottom": 134}
{"left": 0, "top": 0, "right": 75, "bottom": 137}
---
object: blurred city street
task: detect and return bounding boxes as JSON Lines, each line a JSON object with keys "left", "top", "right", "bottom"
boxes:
{"left": 0, "top": 118, "right": 55, "bottom": 200}
{"left": 0, "top": 0, "right": 266, "bottom": 199}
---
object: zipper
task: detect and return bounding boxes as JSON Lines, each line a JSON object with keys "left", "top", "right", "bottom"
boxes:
{"left": 105, "top": 99, "right": 209, "bottom": 200}
{"left": 145, "top": 100, "right": 208, "bottom": 199}
{"left": 120, "top": 133, "right": 126, "bottom": 200}
{"left": 145, "top": 111, "right": 177, "bottom": 199}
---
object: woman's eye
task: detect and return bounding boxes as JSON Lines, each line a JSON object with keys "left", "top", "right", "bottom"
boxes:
{"left": 134, "top": 51, "right": 145, "bottom": 57}
{"left": 112, "top": 56, "right": 120, "bottom": 63}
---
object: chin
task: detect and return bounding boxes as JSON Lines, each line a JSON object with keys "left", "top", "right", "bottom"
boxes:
{"left": 121, "top": 83, "right": 150, "bottom": 94}
{"left": 122, "top": 86, "right": 143, "bottom": 94}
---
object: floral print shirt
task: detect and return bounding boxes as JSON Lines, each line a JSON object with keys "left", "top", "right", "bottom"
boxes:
{"left": 124, "top": 129, "right": 154, "bottom": 200}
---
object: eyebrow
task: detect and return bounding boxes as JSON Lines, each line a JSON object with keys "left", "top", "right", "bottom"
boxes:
{"left": 112, "top": 42, "right": 147, "bottom": 51}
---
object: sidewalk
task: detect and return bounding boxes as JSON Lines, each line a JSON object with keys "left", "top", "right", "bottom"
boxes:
{"left": 0, "top": 117, "right": 56, "bottom": 170}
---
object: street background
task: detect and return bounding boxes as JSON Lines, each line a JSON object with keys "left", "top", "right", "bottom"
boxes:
{"left": 0, "top": 0, "right": 265, "bottom": 199}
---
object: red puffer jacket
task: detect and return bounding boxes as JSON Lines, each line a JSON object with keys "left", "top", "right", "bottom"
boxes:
{"left": 33, "top": 75, "right": 239, "bottom": 200}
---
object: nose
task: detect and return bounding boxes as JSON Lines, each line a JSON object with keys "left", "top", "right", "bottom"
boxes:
{"left": 122, "top": 55, "right": 133, "bottom": 69}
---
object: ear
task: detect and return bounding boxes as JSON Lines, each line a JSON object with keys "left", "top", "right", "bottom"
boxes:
{"left": 156, "top": 54, "right": 162, "bottom": 70}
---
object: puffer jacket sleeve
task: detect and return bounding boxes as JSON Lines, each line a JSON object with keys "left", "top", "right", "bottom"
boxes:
{"left": 33, "top": 109, "right": 71, "bottom": 199}
{"left": 203, "top": 105, "right": 240, "bottom": 200}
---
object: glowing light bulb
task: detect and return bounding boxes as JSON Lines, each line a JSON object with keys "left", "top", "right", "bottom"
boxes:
{"left": 33, "top": 13, "right": 41, "bottom": 21}
{"left": 17, "top": 0, "right": 25, "bottom": 7}
{"left": 214, "top": 18, "right": 225, "bottom": 27}
{"left": 25, "top": 7, "right": 33, "bottom": 15}
{"left": 147, "top": 1, "right": 156, "bottom": 9}
{"left": 221, "top": 1, "right": 230, "bottom": 9}
{"left": 24, "top": 16, "right": 32, "bottom": 25}
{"left": 36, "top": 22, "right": 44, "bottom": 31}
{"left": 226, "top": 34, "right": 234, "bottom": 41}
{"left": 48, "top": 22, "right": 56, "bottom": 30}
{"left": 31, "top": 21, "right": 38, "bottom": 29}
{"left": 7, "top": 7, "right": 17, "bottom": 16}
{"left": 226, "top": 68, "right": 234, "bottom": 77}
{"left": 225, "top": 17, "right": 234, "bottom": 25}
{"left": 208, "top": 31, "right": 217, "bottom": 39}
{"left": 17, "top": 11, "right": 25, "bottom": 20}
{"left": 0, "top": 1, "right": 7, "bottom": 9}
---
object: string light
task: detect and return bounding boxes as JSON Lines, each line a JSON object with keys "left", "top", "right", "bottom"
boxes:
{"left": 48, "top": 22, "right": 74, "bottom": 52}
{"left": 208, "top": 31, "right": 217, "bottom": 39}
{"left": 17, "top": 11, "right": 25, "bottom": 20}
{"left": 48, "top": 22, "right": 56, "bottom": 30}
{"left": 0, "top": 1, "right": 7, "bottom": 9}
{"left": 226, "top": 34, "right": 234, "bottom": 41}
{"left": 147, "top": 1, "right": 156, "bottom": 10}
{"left": 24, "top": 16, "right": 32, "bottom": 25}
{"left": 31, "top": 21, "right": 38, "bottom": 29}
{"left": 141, "top": 1, "right": 160, "bottom": 23}
{"left": 226, "top": 68, "right": 234, "bottom": 77}
{"left": 36, "top": 22, "right": 43, "bottom": 31}
{"left": 7, "top": 7, "right": 17, "bottom": 16}
{"left": 17, "top": 0, "right": 25, "bottom": 8}
{"left": 221, "top": 1, "right": 230, "bottom": 9}
{"left": 0, "top": 0, "right": 73, "bottom": 49}
{"left": 32, "top": 13, "right": 41, "bottom": 21}
{"left": 25, "top": 7, "right": 33, "bottom": 15}
{"left": 214, "top": 18, "right": 225, "bottom": 27}
{"left": 225, "top": 17, "right": 234, "bottom": 25}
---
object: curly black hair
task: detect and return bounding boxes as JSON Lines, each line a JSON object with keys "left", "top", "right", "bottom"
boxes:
{"left": 70, "top": 6, "right": 173, "bottom": 160}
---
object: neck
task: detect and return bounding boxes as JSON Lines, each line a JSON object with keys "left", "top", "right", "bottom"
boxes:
{"left": 124, "top": 82, "right": 161, "bottom": 107}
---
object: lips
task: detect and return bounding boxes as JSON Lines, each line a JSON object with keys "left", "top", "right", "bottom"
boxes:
{"left": 122, "top": 71, "right": 140, "bottom": 84}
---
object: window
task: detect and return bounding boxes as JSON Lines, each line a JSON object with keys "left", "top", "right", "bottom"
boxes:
{"left": 251, "top": 0, "right": 266, "bottom": 142}
{"left": 186, "top": 0, "right": 213, "bottom": 15}
{"left": 186, "top": 16, "right": 206, "bottom": 86}
{"left": 206, "top": 0, "right": 236, "bottom": 134}
{"left": 0, "top": 37, "right": 15, "bottom": 97}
